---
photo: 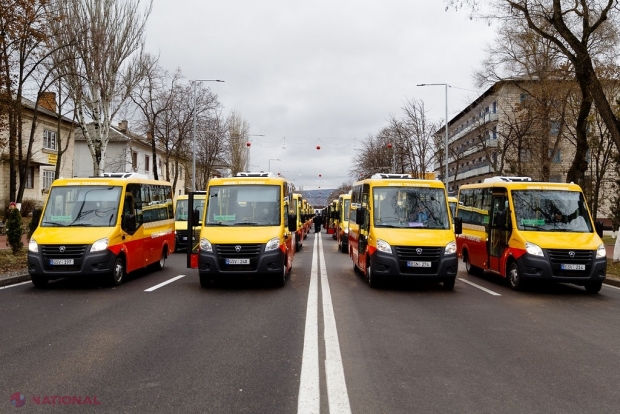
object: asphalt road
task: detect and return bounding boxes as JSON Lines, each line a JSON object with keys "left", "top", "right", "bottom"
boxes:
{"left": 2, "top": 232, "right": 620, "bottom": 413}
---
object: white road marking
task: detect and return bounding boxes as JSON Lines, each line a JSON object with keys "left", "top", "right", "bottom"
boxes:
{"left": 318, "top": 235, "right": 352, "bottom": 414}
{"left": 144, "top": 275, "right": 185, "bottom": 292}
{"left": 298, "top": 235, "right": 320, "bottom": 414}
{"left": 457, "top": 278, "right": 502, "bottom": 296}
{"left": 0, "top": 281, "right": 31, "bottom": 290}
{"left": 603, "top": 283, "right": 620, "bottom": 291}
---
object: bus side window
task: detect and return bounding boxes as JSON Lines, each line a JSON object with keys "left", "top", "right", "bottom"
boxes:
{"left": 122, "top": 195, "right": 137, "bottom": 233}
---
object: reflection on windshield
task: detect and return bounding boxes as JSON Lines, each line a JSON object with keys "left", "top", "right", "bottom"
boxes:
{"left": 512, "top": 190, "right": 593, "bottom": 232}
{"left": 372, "top": 187, "right": 449, "bottom": 229}
{"left": 205, "top": 185, "right": 281, "bottom": 226}
{"left": 41, "top": 186, "right": 122, "bottom": 227}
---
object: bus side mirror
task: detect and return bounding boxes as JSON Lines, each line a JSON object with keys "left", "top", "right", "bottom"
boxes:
{"left": 122, "top": 213, "right": 137, "bottom": 233}
{"left": 191, "top": 209, "right": 202, "bottom": 227}
{"left": 32, "top": 208, "right": 42, "bottom": 230}
{"left": 288, "top": 215, "right": 297, "bottom": 232}
{"left": 355, "top": 207, "right": 366, "bottom": 225}
{"left": 454, "top": 217, "right": 462, "bottom": 235}
{"left": 595, "top": 221, "right": 604, "bottom": 238}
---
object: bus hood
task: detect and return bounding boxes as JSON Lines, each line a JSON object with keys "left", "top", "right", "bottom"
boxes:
{"left": 202, "top": 226, "right": 284, "bottom": 244}
{"left": 31, "top": 227, "right": 115, "bottom": 245}
{"left": 371, "top": 228, "right": 455, "bottom": 247}
{"left": 518, "top": 231, "right": 602, "bottom": 250}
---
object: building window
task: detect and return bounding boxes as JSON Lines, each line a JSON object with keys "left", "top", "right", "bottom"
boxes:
{"left": 25, "top": 167, "right": 34, "bottom": 188}
{"left": 550, "top": 121, "right": 560, "bottom": 136}
{"left": 145, "top": 155, "right": 150, "bottom": 172}
{"left": 550, "top": 149, "right": 561, "bottom": 163}
{"left": 492, "top": 101, "right": 497, "bottom": 113}
{"left": 43, "top": 130, "right": 57, "bottom": 150}
{"left": 42, "top": 170, "right": 55, "bottom": 189}
{"left": 492, "top": 126, "right": 497, "bottom": 139}
{"left": 132, "top": 151, "right": 138, "bottom": 170}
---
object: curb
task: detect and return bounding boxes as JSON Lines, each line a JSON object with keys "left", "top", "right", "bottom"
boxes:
{"left": 604, "top": 278, "right": 620, "bottom": 288}
{"left": 0, "top": 273, "right": 30, "bottom": 288}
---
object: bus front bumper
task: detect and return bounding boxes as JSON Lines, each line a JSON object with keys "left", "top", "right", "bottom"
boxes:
{"left": 517, "top": 253, "right": 606, "bottom": 285}
{"left": 370, "top": 250, "right": 458, "bottom": 281}
{"left": 198, "top": 248, "right": 286, "bottom": 279}
{"left": 28, "top": 248, "right": 116, "bottom": 279}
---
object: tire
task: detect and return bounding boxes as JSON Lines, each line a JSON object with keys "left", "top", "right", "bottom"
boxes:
{"left": 295, "top": 238, "right": 301, "bottom": 252}
{"left": 154, "top": 248, "right": 167, "bottom": 271}
{"left": 273, "top": 258, "right": 287, "bottom": 287}
{"left": 367, "top": 262, "right": 381, "bottom": 288}
{"left": 110, "top": 256, "right": 125, "bottom": 286}
{"left": 443, "top": 277, "right": 456, "bottom": 290}
{"left": 199, "top": 273, "right": 213, "bottom": 288}
{"left": 464, "top": 252, "right": 482, "bottom": 276}
{"left": 584, "top": 281, "right": 602, "bottom": 294}
{"left": 507, "top": 261, "right": 522, "bottom": 290}
{"left": 340, "top": 240, "right": 347, "bottom": 253}
{"left": 31, "top": 274, "right": 49, "bottom": 288}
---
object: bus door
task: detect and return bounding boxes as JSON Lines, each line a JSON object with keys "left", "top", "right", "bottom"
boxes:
{"left": 121, "top": 188, "right": 144, "bottom": 273}
{"left": 488, "top": 190, "right": 511, "bottom": 273}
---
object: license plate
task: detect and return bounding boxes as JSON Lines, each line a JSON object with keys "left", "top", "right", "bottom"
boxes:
{"left": 407, "top": 261, "right": 431, "bottom": 268}
{"left": 561, "top": 263, "right": 585, "bottom": 271}
{"left": 226, "top": 258, "right": 250, "bottom": 265}
{"left": 50, "top": 259, "right": 74, "bottom": 265}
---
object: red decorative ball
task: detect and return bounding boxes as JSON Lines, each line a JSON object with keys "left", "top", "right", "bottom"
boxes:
{"left": 316, "top": 145, "right": 321, "bottom": 150}
{"left": 246, "top": 142, "right": 251, "bottom": 147}
{"left": 387, "top": 143, "right": 392, "bottom": 149}
{"left": 319, "top": 174, "right": 322, "bottom": 177}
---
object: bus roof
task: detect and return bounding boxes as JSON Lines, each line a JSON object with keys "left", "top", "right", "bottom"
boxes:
{"left": 459, "top": 180, "right": 583, "bottom": 191}
{"left": 51, "top": 176, "right": 172, "bottom": 187}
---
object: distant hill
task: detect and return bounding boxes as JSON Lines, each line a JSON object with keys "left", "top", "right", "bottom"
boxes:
{"left": 299, "top": 189, "right": 339, "bottom": 209}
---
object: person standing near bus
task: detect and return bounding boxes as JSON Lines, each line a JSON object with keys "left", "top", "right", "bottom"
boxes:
{"left": 313, "top": 214, "right": 322, "bottom": 233}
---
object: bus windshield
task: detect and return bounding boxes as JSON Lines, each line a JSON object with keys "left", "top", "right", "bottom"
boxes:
{"left": 343, "top": 199, "right": 351, "bottom": 221}
{"left": 205, "top": 185, "right": 281, "bottom": 226}
{"left": 372, "top": 187, "right": 449, "bottom": 229}
{"left": 41, "top": 186, "right": 122, "bottom": 227}
{"left": 175, "top": 199, "right": 205, "bottom": 221}
{"left": 512, "top": 190, "right": 593, "bottom": 232}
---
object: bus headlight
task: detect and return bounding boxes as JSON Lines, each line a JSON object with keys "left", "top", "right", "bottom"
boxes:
{"left": 596, "top": 244, "right": 606, "bottom": 258}
{"left": 28, "top": 239, "right": 38, "bottom": 253}
{"left": 90, "top": 238, "right": 109, "bottom": 252}
{"left": 344, "top": 228, "right": 349, "bottom": 234}
{"left": 200, "top": 238, "right": 213, "bottom": 252}
{"left": 265, "top": 237, "right": 280, "bottom": 252}
{"left": 445, "top": 241, "right": 457, "bottom": 255}
{"left": 376, "top": 239, "right": 392, "bottom": 253}
{"left": 525, "top": 242, "right": 544, "bottom": 257}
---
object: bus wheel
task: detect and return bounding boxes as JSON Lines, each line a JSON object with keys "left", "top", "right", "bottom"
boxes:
{"left": 295, "top": 238, "right": 301, "bottom": 252}
{"left": 367, "top": 263, "right": 381, "bottom": 288}
{"left": 464, "top": 253, "right": 481, "bottom": 276}
{"left": 273, "top": 258, "right": 287, "bottom": 287}
{"left": 584, "top": 281, "right": 602, "bottom": 294}
{"left": 154, "top": 248, "right": 167, "bottom": 270}
{"left": 507, "top": 261, "right": 522, "bottom": 290}
{"left": 111, "top": 256, "right": 125, "bottom": 286}
{"left": 443, "top": 277, "right": 456, "bottom": 290}
{"left": 31, "top": 274, "right": 49, "bottom": 288}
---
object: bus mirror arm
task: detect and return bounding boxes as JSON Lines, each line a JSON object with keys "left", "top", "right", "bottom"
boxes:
{"left": 454, "top": 217, "right": 462, "bottom": 235}
{"left": 355, "top": 207, "right": 366, "bottom": 225}
{"left": 595, "top": 221, "right": 604, "bottom": 238}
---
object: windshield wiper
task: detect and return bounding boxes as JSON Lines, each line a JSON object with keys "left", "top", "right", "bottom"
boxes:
{"left": 42, "top": 221, "right": 67, "bottom": 226}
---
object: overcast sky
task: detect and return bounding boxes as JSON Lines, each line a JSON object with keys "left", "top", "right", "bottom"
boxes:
{"left": 143, "top": 0, "right": 496, "bottom": 191}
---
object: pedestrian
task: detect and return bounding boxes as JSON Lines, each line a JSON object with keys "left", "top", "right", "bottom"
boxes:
{"left": 313, "top": 214, "right": 322, "bottom": 233}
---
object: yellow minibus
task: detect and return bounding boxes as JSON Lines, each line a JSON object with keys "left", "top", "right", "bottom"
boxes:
{"left": 337, "top": 192, "right": 351, "bottom": 253}
{"left": 348, "top": 173, "right": 461, "bottom": 289}
{"left": 293, "top": 193, "right": 305, "bottom": 251}
{"left": 174, "top": 194, "right": 205, "bottom": 251}
{"left": 196, "top": 172, "right": 297, "bottom": 287}
{"left": 457, "top": 176, "right": 606, "bottom": 292}
{"left": 28, "top": 173, "right": 175, "bottom": 287}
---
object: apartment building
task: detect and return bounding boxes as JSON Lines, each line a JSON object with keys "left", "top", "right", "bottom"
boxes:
{"left": 73, "top": 120, "right": 189, "bottom": 197}
{"left": 0, "top": 93, "right": 75, "bottom": 208}
{"left": 437, "top": 79, "right": 616, "bottom": 222}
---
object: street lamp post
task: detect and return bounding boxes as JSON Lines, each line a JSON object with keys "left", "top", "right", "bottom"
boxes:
{"left": 192, "top": 79, "right": 224, "bottom": 192}
{"left": 245, "top": 134, "right": 265, "bottom": 171}
{"left": 268, "top": 158, "right": 280, "bottom": 172}
{"left": 417, "top": 83, "right": 449, "bottom": 189}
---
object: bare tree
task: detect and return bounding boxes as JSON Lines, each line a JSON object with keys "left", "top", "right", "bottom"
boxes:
{"left": 226, "top": 110, "right": 250, "bottom": 176}
{"left": 448, "top": 0, "right": 620, "bottom": 179}
{"left": 51, "top": 0, "right": 152, "bottom": 176}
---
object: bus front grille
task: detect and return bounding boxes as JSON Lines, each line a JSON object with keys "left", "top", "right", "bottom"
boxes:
{"left": 547, "top": 249, "right": 593, "bottom": 277}
{"left": 41, "top": 244, "right": 88, "bottom": 272}
{"left": 394, "top": 246, "right": 442, "bottom": 275}
{"left": 215, "top": 244, "right": 263, "bottom": 271}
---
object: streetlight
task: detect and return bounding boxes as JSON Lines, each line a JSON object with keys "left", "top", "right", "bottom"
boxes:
{"left": 417, "top": 83, "right": 449, "bottom": 189}
{"left": 268, "top": 158, "right": 280, "bottom": 172}
{"left": 192, "top": 79, "right": 224, "bottom": 192}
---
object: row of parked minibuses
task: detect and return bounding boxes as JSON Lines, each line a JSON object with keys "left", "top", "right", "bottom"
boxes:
{"left": 327, "top": 173, "right": 606, "bottom": 293}
{"left": 27, "top": 171, "right": 607, "bottom": 293}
